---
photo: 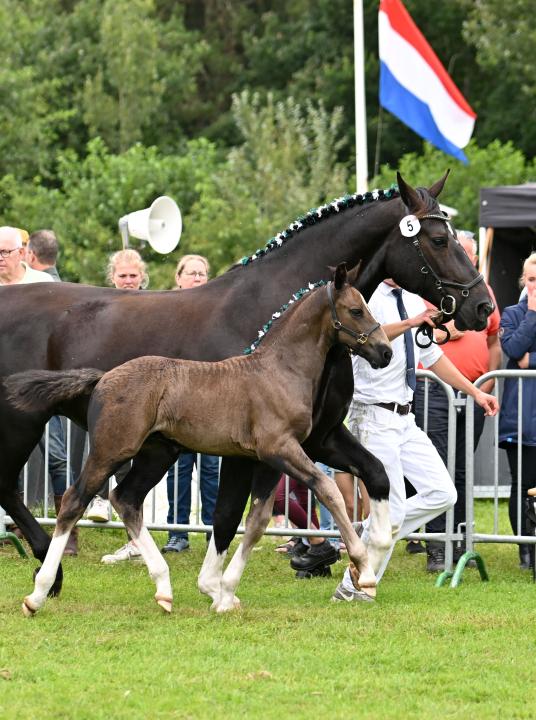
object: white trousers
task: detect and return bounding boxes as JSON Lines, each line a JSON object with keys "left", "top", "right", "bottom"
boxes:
{"left": 342, "top": 401, "right": 456, "bottom": 587}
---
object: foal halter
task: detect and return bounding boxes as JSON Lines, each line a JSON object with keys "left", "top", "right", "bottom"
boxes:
{"left": 326, "top": 282, "right": 380, "bottom": 350}
{"left": 403, "top": 212, "right": 485, "bottom": 348}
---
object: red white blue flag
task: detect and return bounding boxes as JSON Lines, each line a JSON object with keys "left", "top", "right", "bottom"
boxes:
{"left": 378, "top": 0, "right": 476, "bottom": 163}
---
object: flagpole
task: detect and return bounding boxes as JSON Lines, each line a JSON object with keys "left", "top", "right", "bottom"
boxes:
{"left": 353, "top": 0, "right": 368, "bottom": 193}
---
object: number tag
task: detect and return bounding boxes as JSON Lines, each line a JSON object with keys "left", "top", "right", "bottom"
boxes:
{"left": 399, "top": 215, "right": 421, "bottom": 237}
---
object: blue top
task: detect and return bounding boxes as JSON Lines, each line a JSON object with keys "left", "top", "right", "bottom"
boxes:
{"left": 499, "top": 297, "right": 536, "bottom": 446}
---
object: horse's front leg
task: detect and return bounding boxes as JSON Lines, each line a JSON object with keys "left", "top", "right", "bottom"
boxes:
{"left": 22, "top": 482, "right": 93, "bottom": 616}
{"left": 266, "top": 440, "right": 377, "bottom": 598}
{"left": 303, "top": 422, "right": 392, "bottom": 575}
{"left": 214, "top": 467, "right": 279, "bottom": 613}
{"left": 198, "top": 457, "right": 254, "bottom": 605}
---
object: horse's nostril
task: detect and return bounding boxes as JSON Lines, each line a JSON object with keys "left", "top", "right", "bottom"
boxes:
{"left": 478, "top": 301, "right": 493, "bottom": 319}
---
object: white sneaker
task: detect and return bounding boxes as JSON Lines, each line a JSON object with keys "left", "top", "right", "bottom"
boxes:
{"left": 86, "top": 496, "right": 111, "bottom": 523}
{"left": 331, "top": 581, "right": 374, "bottom": 603}
{"left": 101, "top": 542, "right": 144, "bottom": 564}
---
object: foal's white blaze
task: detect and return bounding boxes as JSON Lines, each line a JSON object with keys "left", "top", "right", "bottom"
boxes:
{"left": 132, "top": 527, "right": 173, "bottom": 613}
{"left": 366, "top": 498, "right": 392, "bottom": 575}
{"left": 23, "top": 531, "right": 70, "bottom": 615}
{"left": 198, "top": 535, "right": 227, "bottom": 606}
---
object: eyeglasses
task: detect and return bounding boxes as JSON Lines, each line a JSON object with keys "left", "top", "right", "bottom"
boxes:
{"left": 183, "top": 271, "right": 207, "bottom": 278}
{"left": 0, "top": 247, "right": 21, "bottom": 258}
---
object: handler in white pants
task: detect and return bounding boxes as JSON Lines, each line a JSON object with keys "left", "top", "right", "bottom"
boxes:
{"left": 332, "top": 281, "right": 499, "bottom": 602}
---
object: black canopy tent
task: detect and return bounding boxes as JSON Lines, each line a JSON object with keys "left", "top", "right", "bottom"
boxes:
{"left": 479, "top": 184, "right": 536, "bottom": 310}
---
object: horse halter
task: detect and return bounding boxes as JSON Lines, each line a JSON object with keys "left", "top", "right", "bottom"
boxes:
{"left": 403, "top": 212, "right": 485, "bottom": 348}
{"left": 326, "top": 282, "right": 380, "bottom": 350}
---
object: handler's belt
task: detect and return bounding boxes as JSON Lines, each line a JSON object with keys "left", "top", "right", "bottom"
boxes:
{"left": 374, "top": 401, "right": 412, "bottom": 416}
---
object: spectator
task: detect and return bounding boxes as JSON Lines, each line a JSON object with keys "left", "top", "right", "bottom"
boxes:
{"left": 413, "top": 230, "right": 501, "bottom": 571}
{"left": 0, "top": 226, "right": 78, "bottom": 554}
{"left": 25, "top": 229, "right": 78, "bottom": 555}
{"left": 331, "top": 280, "right": 498, "bottom": 603}
{"left": 0, "top": 226, "right": 54, "bottom": 286}
{"left": 86, "top": 249, "right": 148, "bottom": 563}
{"left": 273, "top": 474, "right": 321, "bottom": 554}
{"left": 499, "top": 252, "right": 536, "bottom": 570}
{"left": 161, "top": 255, "right": 220, "bottom": 553}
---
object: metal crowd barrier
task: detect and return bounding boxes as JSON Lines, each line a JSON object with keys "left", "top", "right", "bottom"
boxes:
{"left": 464, "top": 370, "right": 536, "bottom": 575}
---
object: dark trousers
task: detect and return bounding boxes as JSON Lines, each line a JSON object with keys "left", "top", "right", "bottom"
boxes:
{"left": 413, "top": 381, "right": 485, "bottom": 535}
{"left": 503, "top": 444, "right": 536, "bottom": 538}
{"left": 166, "top": 452, "right": 220, "bottom": 540}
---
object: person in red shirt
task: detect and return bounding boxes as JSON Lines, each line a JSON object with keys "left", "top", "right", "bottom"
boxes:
{"left": 413, "top": 230, "right": 501, "bottom": 572}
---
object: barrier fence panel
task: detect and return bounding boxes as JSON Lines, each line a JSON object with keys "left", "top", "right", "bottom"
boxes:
{"left": 466, "top": 370, "right": 536, "bottom": 569}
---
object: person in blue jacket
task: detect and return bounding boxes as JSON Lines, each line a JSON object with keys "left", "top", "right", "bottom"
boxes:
{"left": 499, "top": 252, "right": 536, "bottom": 569}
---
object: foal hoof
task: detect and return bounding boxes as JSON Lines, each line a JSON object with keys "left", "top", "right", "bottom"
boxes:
{"left": 155, "top": 594, "right": 173, "bottom": 614}
{"left": 22, "top": 596, "right": 38, "bottom": 617}
{"left": 215, "top": 596, "right": 241, "bottom": 613}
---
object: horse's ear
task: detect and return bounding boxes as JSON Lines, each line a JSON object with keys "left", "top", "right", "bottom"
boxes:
{"left": 428, "top": 169, "right": 450, "bottom": 198}
{"left": 346, "top": 260, "right": 362, "bottom": 287}
{"left": 333, "top": 262, "right": 348, "bottom": 290}
{"left": 397, "top": 172, "right": 421, "bottom": 212}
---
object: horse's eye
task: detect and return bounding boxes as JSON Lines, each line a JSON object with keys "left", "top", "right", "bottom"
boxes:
{"left": 431, "top": 236, "right": 447, "bottom": 247}
{"left": 350, "top": 308, "right": 363, "bottom": 318}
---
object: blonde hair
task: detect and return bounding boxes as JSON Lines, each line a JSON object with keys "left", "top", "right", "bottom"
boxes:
{"left": 520, "top": 252, "right": 536, "bottom": 288}
{"left": 106, "top": 249, "right": 149, "bottom": 288}
{"left": 175, "top": 254, "right": 210, "bottom": 281}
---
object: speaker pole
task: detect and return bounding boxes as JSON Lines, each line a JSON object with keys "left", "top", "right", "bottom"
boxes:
{"left": 118, "top": 216, "right": 130, "bottom": 249}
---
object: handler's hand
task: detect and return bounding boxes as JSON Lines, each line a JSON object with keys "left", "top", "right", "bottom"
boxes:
{"left": 408, "top": 308, "right": 440, "bottom": 329}
{"left": 518, "top": 352, "right": 530, "bottom": 369}
{"left": 474, "top": 389, "right": 499, "bottom": 417}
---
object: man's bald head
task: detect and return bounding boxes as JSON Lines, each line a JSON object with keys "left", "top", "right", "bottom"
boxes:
{"left": 457, "top": 230, "right": 477, "bottom": 267}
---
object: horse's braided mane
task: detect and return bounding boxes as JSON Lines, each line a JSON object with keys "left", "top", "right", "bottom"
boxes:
{"left": 234, "top": 184, "right": 399, "bottom": 269}
{"left": 244, "top": 280, "right": 327, "bottom": 355}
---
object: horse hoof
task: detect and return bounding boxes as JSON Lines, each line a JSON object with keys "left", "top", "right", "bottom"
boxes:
{"left": 22, "top": 597, "right": 38, "bottom": 617}
{"left": 215, "top": 596, "right": 241, "bottom": 613}
{"left": 155, "top": 595, "right": 173, "bottom": 613}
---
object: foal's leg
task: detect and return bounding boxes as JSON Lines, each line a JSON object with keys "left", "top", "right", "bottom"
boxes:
{"left": 265, "top": 439, "right": 378, "bottom": 597}
{"left": 110, "top": 437, "right": 180, "bottom": 614}
{"left": 303, "top": 423, "right": 392, "bottom": 575}
{"left": 198, "top": 457, "right": 254, "bottom": 604}
{"left": 214, "top": 466, "right": 279, "bottom": 613}
{"left": 22, "top": 454, "right": 116, "bottom": 616}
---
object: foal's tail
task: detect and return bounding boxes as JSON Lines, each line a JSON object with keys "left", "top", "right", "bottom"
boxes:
{"left": 4, "top": 369, "right": 104, "bottom": 413}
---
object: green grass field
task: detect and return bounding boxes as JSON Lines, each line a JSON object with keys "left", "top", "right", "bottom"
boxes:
{"left": 1, "top": 501, "right": 535, "bottom": 720}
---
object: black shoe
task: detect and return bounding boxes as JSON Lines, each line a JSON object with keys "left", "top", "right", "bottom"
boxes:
{"left": 295, "top": 565, "right": 332, "bottom": 579}
{"left": 426, "top": 545, "right": 445, "bottom": 573}
{"left": 288, "top": 538, "right": 309, "bottom": 558}
{"left": 453, "top": 544, "right": 477, "bottom": 568}
{"left": 406, "top": 540, "right": 426, "bottom": 555}
{"left": 290, "top": 540, "right": 340, "bottom": 571}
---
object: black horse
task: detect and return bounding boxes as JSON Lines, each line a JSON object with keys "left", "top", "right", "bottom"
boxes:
{"left": 0, "top": 172, "right": 492, "bottom": 599}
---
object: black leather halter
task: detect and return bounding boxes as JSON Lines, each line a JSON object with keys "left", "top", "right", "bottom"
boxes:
{"left": 408, "top": 213, "right": 485, "bottom": 348}
{"left": 326, "top": 282, "right": 380, "bottom": 351}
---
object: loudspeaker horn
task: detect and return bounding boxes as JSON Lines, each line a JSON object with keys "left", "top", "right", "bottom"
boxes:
{"left": 118, "top": 196, "right": 182, "bottom": 254}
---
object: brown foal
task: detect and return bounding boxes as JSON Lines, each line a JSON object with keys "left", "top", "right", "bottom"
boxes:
{"left": 7, "top": 263, "right": 392, "bottom": 615}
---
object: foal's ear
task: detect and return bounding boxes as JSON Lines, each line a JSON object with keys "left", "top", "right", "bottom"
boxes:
{"left": 397, "top": 172, "right": 421, "bottom": 212}
{"left": 333, "top": 262, "right": 348, "bottom": 290}
{"left": 428, "top": 169, "right": 450, "bottom": 198}
{"left": 346, "top": 260, "right": 362, "bottom": 287}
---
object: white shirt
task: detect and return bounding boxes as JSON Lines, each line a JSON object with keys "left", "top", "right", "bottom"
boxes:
{"left": 352, "top": 282, "right": 443, "bottom": 405}
{"left": 0, "top": 262, "right": 54, "bottom": 285}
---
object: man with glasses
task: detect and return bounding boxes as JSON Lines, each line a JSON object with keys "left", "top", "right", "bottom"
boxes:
{"left": 0, "top": 226, "right": 54, "bottom": 285}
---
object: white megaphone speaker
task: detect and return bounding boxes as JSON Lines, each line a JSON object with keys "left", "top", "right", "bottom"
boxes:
{"left": 118, "top": 196, "right": 182, "bottom": 254}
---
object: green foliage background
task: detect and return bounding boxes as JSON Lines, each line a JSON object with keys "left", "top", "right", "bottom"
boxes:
{"left": 0, "top": 0, "right": 535, "bottom": 285}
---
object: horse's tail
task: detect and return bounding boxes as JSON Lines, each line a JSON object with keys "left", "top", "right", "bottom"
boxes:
{"left": 4, "top": 369, "right": 105, "bottom": 413}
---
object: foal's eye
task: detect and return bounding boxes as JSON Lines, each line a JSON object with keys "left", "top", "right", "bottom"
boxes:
{"left": 350, "top": 308, "right": 363, "bottom": 318}
{"left": 430, "top": 236, "right": 448, "bottom": 247}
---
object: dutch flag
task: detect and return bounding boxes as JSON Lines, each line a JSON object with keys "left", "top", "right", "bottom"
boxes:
{"left": 378, "top": 0, "right": 476, "bottom": 163}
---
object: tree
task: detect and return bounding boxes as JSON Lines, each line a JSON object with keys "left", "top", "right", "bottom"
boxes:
{"left": 187, "top": 91, "right": 349, "bottom": 271}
